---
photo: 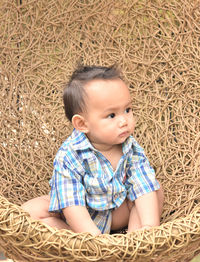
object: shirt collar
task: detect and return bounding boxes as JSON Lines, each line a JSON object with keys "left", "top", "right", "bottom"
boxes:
{"left": 70, "top": 129, "right": 95, "bottom": 151}
{"left": 71, "top": 129, "right": 141, "bottom": 154}
{"left": 122, "top": 135, "right": 143, "bottom": 155}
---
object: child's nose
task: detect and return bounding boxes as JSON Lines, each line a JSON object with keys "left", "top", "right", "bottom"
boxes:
{"left": 119, "top": 116, "right": 127, "bottom": 127}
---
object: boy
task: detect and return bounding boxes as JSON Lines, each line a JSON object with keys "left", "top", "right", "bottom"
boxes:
{"left": 22, "top": 65, "right": 164, "bottom": 236}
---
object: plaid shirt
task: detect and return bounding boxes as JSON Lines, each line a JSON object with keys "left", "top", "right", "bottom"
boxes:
{"left": 49, "top": 129, "right": 160, "bottom": 233}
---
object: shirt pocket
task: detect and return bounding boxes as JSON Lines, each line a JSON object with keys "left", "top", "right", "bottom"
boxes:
{"left": 84, "top": 175, "right": 109, "bottom": 195}
{"left": 84, "top": 174, "right": 113, "bottom": 210}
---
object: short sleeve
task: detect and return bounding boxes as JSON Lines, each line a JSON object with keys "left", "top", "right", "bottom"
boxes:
{"left": 125, "top": 150, "right": 160, "bottom": 202}
{"left": 49, "top": 156, "right": 86, "bottom": 212}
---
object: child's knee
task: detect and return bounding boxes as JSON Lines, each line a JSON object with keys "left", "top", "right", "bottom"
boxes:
{"left": 21, "top": 201, "right": 31, "bottom": 214}
{"left": 22, "top": 195, "right": 50, "bottom": 220}
{"left": 157, "top": 182, "right": 164, "bottom": 205}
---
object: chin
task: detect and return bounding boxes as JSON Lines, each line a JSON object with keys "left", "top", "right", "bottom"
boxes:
{"left": 117, "top": 137, "right": 128, "bottom": 144}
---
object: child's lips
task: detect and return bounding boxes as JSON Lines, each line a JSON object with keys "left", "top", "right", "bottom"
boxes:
{"left": 119, "top": 131, "right": 129, "bottom": 137}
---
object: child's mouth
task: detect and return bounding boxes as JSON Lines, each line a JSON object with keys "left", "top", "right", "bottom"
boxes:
{"left": 119, "top": 131, "right": 129, "bottom": 138}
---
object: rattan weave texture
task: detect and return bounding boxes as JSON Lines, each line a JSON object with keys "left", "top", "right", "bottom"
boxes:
{"left": 0, "top": 0, "right": 200, "bottom": 261}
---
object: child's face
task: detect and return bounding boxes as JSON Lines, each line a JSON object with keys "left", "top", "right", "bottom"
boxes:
{"left": 82, "top": 78, "right": 136, "bottom": 149}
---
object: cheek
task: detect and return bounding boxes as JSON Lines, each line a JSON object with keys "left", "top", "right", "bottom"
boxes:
{"left": 130, "top": 118, "right": 136, "bottom": 131}
{"left": 99, "top": 122, "right": 116, "bottom": 135}
{"left": 132, "top": 123, "right": 135, "bottom": 133}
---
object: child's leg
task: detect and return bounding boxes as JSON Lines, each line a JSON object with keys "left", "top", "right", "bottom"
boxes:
{"left": 111, "top": 183, "right": 164, "bottom": 232}
{"left": 111, "top": 199, "right": 130, "bottom": 231}
{"left": 111, "top": 199, "right": 142, "bottom": 231}
{"left": 21, "top": 195, "right": 70, "bottom": 230}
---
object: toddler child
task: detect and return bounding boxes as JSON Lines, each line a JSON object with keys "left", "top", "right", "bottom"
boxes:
{"left": 22, "top": 65, "right": 164, "bottom": 236}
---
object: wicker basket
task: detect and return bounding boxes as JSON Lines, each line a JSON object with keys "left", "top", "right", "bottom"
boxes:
{"left": 0, "top": 0, "right": 200, "bottom": 261}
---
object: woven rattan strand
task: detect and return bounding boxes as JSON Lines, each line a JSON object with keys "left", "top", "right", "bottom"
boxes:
{"left": 0, "top": 0, "right": 200, "bottom": 261}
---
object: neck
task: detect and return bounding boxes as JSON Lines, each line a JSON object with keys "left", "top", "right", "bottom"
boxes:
{"left": 92, "top": 142, "right": 121, "bottom": 153}
{"left": 91, "top": 143, "right": 123, "bottom": 171}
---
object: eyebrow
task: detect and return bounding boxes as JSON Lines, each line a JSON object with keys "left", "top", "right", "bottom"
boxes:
{"left": 103, "top": 101, "right": 132, "bottom": 113}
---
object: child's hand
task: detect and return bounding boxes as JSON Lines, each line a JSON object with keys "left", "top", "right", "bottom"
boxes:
{"left": 139, "top": 225, "right": 151, "bottom": 230}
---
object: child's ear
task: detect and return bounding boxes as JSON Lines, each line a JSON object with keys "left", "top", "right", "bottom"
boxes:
{"left": 72, "top": 114, "right": 89, "bottom": 133}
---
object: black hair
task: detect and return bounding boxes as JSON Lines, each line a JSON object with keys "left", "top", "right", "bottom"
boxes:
{"left": 63, "top": 65, "right": 122, "bottom": 122}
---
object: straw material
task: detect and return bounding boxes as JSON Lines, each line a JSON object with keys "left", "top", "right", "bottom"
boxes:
{"left": 0, "top": 0, "right": 200, "bottom": 261}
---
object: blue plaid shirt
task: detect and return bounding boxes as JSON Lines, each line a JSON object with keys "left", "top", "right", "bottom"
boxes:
{"left": 49, "top": 129, "right": 160, "bottom": 233}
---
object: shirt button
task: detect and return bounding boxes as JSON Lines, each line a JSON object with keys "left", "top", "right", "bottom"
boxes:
{"left": 114, "top": 194, "right": 118, "bottom": 200}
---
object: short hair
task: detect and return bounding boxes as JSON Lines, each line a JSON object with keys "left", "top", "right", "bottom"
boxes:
{"left": 63, "top": 65, "right": 122, "bottom": 122}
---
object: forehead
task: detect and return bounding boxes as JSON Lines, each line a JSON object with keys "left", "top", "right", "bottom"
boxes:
{"left": 85, "top": 78, "right": 130, "bottom": 98}
{"left": 84, "top": 78, "right": 131, "bottom": 110}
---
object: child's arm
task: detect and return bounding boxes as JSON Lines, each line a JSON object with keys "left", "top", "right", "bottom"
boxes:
{"left": 62, "top": 205, "right": 101, "bottom": 236}
{"left": 129, "top": 191, "right": 160, "bottom": 231}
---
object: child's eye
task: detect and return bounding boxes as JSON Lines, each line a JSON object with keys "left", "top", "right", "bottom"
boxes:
{"left": 125, "top": 107, "right": 132, "bottom": 113}
{"left": 108, "top": 113, "right": 115, "bottom": 118}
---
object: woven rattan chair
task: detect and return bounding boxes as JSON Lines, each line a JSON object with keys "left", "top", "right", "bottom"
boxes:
{"left": 0, "top": 0, "right": 200, "bottom": 261}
